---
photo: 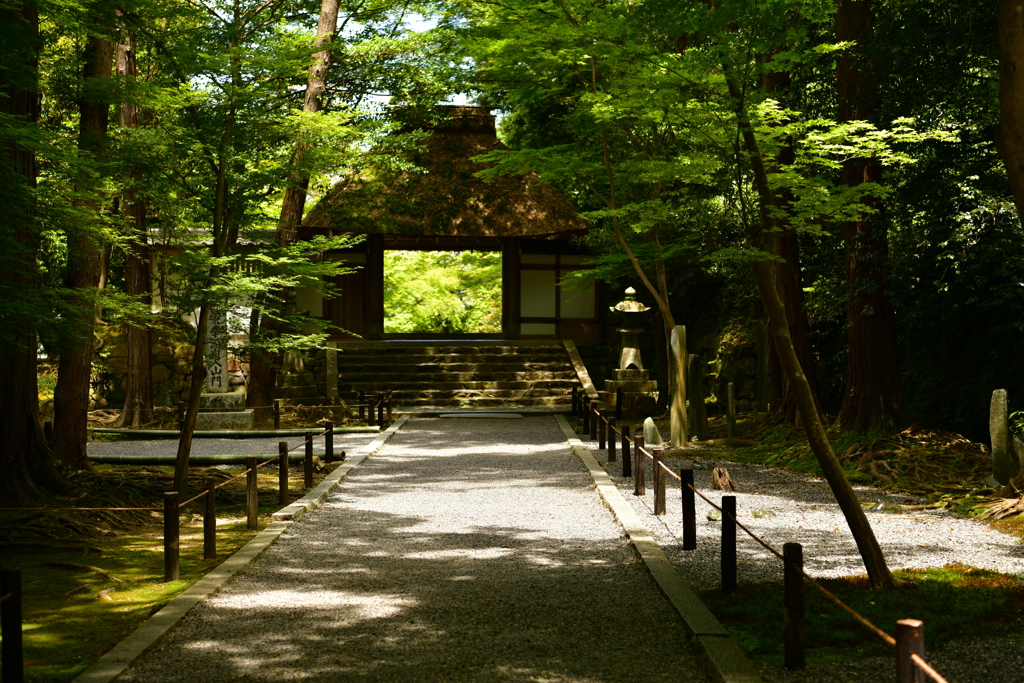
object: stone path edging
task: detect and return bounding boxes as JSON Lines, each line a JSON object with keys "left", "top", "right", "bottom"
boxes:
{"left": 554, "top": 415, "right": 762, "bottom": 683}
{"left": 72, "top": 416, "right": 410, "bottom": 683}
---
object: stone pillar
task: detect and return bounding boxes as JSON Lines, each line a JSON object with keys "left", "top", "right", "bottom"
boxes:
{"left": 989, "top": 389, "right": 1023, "bottom": 486}
{"left": 670, "top": 325, "right": 688, "bottom": 447}
{"left": 326, "top": 342, "right": 338, "bottom": 400}
{"left": 204, "top": 310, "right": 229, "bottom": 393}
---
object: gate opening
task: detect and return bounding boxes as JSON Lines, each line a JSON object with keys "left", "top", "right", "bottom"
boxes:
{"left": 383, "top": 250, "right": 502, "bottom": 334}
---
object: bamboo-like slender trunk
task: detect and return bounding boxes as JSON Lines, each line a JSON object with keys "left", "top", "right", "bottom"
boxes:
{"left": 723, "top": 63, "right": 895, "bottom": 588}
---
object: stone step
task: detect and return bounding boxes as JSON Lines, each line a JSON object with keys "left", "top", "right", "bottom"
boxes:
{"left": 336, "top": 345, "right": 565, "bottom": 356}
{"left": 358, "top": 388, "right": 574, "bottom": 399}
{"left": 338, "top": 370, "right": 576, "bottom": 383}
{"left": 394, "top": 396, "right": 570, "bottom": 407}
{"left": 336, "top": 362, "right": 573, "bottom": 374}
{"left": 338, "top": 380, "right": 576, "bottom": 392}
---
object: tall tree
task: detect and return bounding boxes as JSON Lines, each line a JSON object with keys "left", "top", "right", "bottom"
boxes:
{"left": 0, "top": 1, "right": 68, "bottom": 502}
{"left": 52, "top": 30, "right": 115, "bottom": 470}
{"left": 248, "top": 0, "right": 342, "bottom": 423}
{"left": 834, "top": 0, "right": 906, "bottom": 433}
{"left": 111, "top": 36, "right": 154, "bottom": 429}
{"left": 997, "top": 0, "right": 1024, "bottom": 222}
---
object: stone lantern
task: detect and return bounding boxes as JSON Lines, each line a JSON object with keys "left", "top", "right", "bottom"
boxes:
{"left": 601, "top": 288, "right": 657, "bottom": 411}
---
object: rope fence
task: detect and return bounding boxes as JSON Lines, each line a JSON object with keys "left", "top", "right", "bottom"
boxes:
{"left": 3, "top": 422, "right": 348, "bottom": 585}
{"left": 573, "top": 390, "right": 949, "bottom": 683}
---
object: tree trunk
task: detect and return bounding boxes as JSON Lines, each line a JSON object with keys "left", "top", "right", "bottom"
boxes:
{"left": 761, "top": 66, "right": 824, "bottom": 426}
{"left": 53, "top": 34, "right": 114, "bottom": 471}
{"left": 248, "top": 0, "right": 340, "bottom": 421}
{"left": 112, "top": 39, "right": 153, "bottom": 430}
{"left": 835, "top": 0, "right": 907, "bottom": 434}
{"left": 0, "top": 3, "right": 69, "bottom": 501}
{"left": 723, "top": 62, "right": 895, "bottom": 588}
{"left": 997, "top": 0, "right": 1024, "bottom": 222}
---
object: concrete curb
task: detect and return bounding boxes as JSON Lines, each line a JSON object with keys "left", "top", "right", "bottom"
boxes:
{"left": 72, "top": 416, "right": 410, "bottom": 683}
{"left": 555, "top": 415, "right": 762, "bottom": 683}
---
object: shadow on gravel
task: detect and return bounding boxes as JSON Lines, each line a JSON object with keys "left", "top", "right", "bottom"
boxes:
{"left": 121, "top": 512, "right": 706, "bottom": 683}
{"left": 118, "top": 417, "right": 710, "bottom": 683}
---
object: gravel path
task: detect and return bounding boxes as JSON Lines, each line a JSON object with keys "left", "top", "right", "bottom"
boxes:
{"left": 582, "top": 436, "right": 1024, "bottom": 683}
{"left": 118, "top": 417, "right": 710, "bottom": 683}
{"left": 88, "top": 433, "right": 378, "bottom": 459}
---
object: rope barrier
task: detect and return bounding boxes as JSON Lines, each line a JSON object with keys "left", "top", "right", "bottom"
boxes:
{"left": 0, "top": 591, "right": 11, "bottom": 604}
{"left": 0, "top": 506, "right": 162, "bottom": 512}
{"left": 911, "top": 653, "right": 950, "bottom": 683}
{"left": 580, "top": 410, "right": 946, "bottom": 681}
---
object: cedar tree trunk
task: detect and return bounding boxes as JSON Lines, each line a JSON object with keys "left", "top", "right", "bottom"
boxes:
{"left": 997, "top": 0, "right": 1024, "bottom": 221}
{"left": 835, "top": 0, "right": 906, "bottom": 433}
{"left": 112, "top": 40, "right": 153, "bottom": 429}
{"left": 0, "top": 3, "right": 68, "bottom": 501}
{"left": 52, "top": 35, "right": 114, "bottom": 470}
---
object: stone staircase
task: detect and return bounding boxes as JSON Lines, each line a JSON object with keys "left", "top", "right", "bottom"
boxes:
{"left": 332, "top": 341, "right": 579, "bottom": 409}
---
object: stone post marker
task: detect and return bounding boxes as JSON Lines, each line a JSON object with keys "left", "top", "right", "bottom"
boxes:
{"left": 670, "top": 325, "right": 688, "bottom": 447}
{"left": 643, "top": 416, "right": 664, "bottom": 447}
{"left": 988, "top": 389, "right": 1023, "bottom": 487}
{"left": 204, "top": 310, "right": 230, "bottom": 393}
{"left": 326, "top": 341, "right": 339, "bottom": 400}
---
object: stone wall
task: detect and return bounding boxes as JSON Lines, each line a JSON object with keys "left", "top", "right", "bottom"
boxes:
{"left": 94, "top": 324, "right": 196, "bottom": 409}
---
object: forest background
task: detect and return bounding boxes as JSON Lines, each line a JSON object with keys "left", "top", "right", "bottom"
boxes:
{"left": 2, "top": 0, "right": 1024, "bottom": 507}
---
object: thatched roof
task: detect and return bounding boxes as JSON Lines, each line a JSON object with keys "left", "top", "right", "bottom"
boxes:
{"left": 301, "top": 106, "right": 592, "bottom": 238}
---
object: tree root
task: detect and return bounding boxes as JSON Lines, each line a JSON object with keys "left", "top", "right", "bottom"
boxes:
{"left": 47, "top": 562, "right": 127, "bottom": 587}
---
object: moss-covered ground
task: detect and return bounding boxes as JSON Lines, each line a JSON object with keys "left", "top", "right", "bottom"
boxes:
{"left": 0, "top": 461, "right": 336, "bottom": 682}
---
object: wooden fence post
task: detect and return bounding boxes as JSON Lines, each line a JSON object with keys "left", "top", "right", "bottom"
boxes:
{"left": 368, "top": 396, "right": 377, "bottom": 426}
{"left": 598, "top": 410, "right": 606, "bottom": 449}
{"left": 325, "top": 421, "right": 334, "bottom": 461}
{"left": 608, "top": 417, "right": 617, "bottom": 462}
{"left": 246, "top": 457, "right": 258, "bottom": 531}
{"left": 784, "top": 542, "right": 805, "bottom": 670}
{"left": 273, "top": 399, "right": 281, "bottom": 430}
{"left": 386, "top": 390, "right": 393, "bottom": 421}
{"left": 634, "top": 435, "right": 645, "bottom": 496}
{"left": 622, "top": 425, "right": 632, "bottom": 477}
{"left": 377, "top": 395, "right": 384, "bottom": 426}
{"left": 164, "top": 492, "right": 180, "bottom": 582}
{"left": 589, "top": 404, "right": 598, "bottom": 441}
{"left": 1, "top": 568, "right": 24, "bottom": 683}
{"left": 681, "top": 468, "right": 696, "bottom": 550}
{"left": 721, "top": 495, "right": 736, "bottom": 594}
{"left": 653, "top": 448, "right": 666, "bottom": 515}
{"left": 203, "top": 479, "right": 216, "bottom": 560}
{"left": 278, "top": 442, "right": 289, "bottom": 506}
{"left": 896, "top": 619, "right": 925, "bottom": 683}
{"left": 304, "top": 430, "right": 314, "bottom": 488}
{"left": 582, "top": 396, "right": 590, "bottom": 435}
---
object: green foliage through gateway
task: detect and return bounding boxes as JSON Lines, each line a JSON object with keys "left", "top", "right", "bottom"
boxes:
{"left": 384, "top": 250, "right": 502, "bottom": 334}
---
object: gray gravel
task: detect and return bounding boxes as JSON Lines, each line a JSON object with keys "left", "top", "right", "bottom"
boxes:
{"left": 118, "top": 416, "right": 710, "bottom": 683}
{"left": 88, "top": 433, "right": 377, "bottom": 459}
{"left": 583, "top": 438, "right": 1024, "bottom": 683}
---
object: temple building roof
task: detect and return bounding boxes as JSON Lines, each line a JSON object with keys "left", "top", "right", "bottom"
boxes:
{"left": 301, "top": 106, "right": 592, "bottom": 239}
